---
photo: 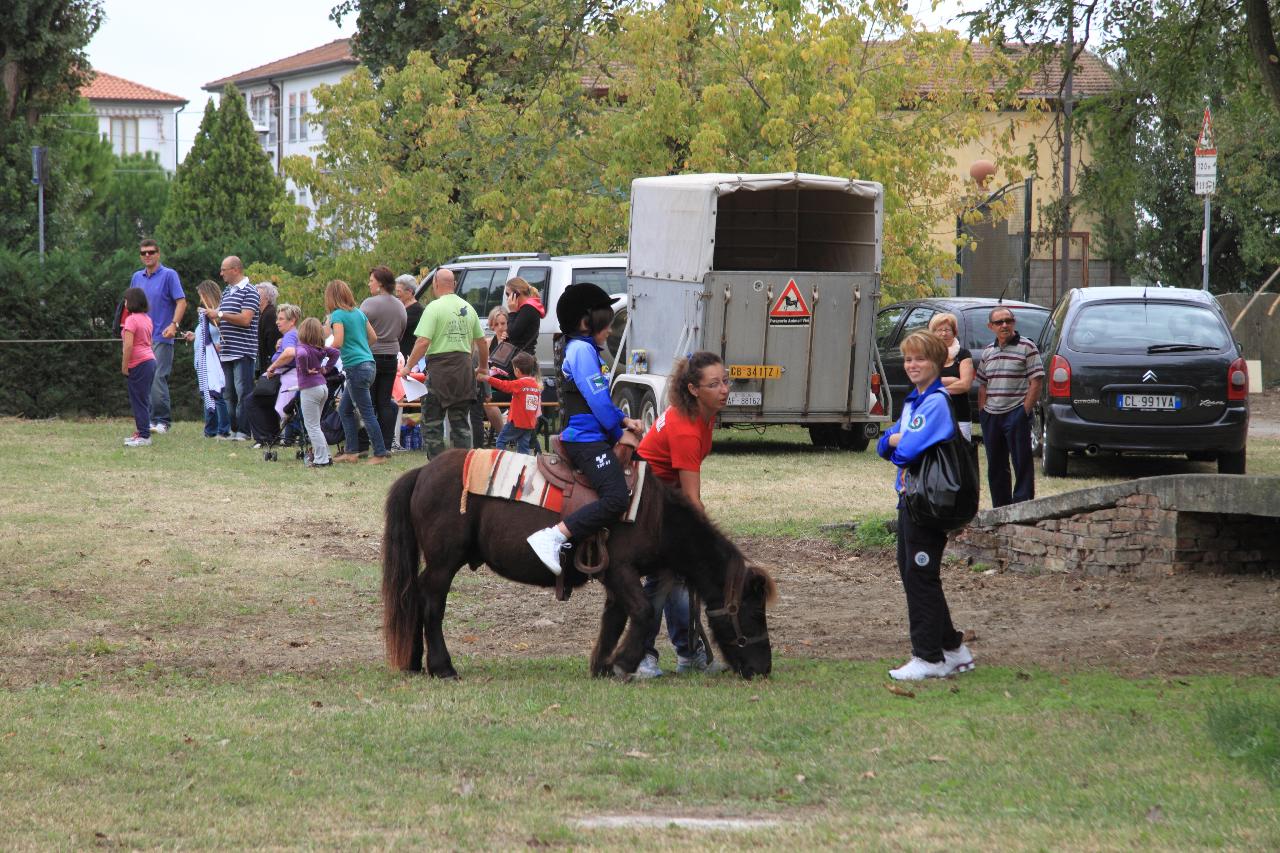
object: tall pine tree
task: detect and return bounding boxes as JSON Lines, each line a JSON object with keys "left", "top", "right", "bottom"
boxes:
{"left": 158, "top": 85, "right": 285, "bottom": 248}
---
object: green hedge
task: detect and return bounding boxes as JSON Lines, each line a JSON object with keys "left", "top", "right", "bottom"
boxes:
{"left": 0, "top": 238, "right": 303, "bottom": 420}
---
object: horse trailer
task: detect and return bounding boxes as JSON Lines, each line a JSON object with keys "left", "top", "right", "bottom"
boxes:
{"left": 611, "top": 172, "right": 891, "bottom": 450}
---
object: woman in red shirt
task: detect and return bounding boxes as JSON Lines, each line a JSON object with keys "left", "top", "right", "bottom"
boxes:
{"left": 634, "top": 351, "right": 730, "bottom": 677}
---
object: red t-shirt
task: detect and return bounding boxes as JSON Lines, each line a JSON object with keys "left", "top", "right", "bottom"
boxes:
{"left": 637, "top": 405, "right": 714, "bottom": 485}
{"left": 485, "top": 374, "right": 542, "bottom": 429}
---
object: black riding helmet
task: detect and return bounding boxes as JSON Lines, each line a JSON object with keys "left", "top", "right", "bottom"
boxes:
{"left": 556, "top": 282, "right": 615, "bottom": 335}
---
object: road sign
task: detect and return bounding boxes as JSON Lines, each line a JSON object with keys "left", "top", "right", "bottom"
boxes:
{"left": 1194, "top": 108, "right": 1216, "bottom": 195}
{"left": 768, "top": 279, "right": 811, "bottom": 327}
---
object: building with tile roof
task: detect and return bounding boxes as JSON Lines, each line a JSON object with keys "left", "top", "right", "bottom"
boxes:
{"left": 81, "top": 71, "right": 188, "bottom": 172}
{"left": 203, "top": 38, "right": 359, "bottom": 209}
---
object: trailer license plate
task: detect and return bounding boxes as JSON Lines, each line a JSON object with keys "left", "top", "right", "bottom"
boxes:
{"left": 1117, "top": 393, "right": 1180, "bottom": 411}
{"left": 729, "top": 364, "right": 782, "bottom": 380}
{"left": 727, "top": 391, "right": 762, "bottom": 406}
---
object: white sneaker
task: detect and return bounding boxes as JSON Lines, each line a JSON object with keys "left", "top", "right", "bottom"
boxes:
{"left": 124, "top": 434, "right": 152, "bottom": 447}
{"left": 943, "top": 644, "right": 975, "bottom": 675}
{"left": 230, "top": 432, "right": 248, "bottom": 441}
{"left": 526, "top": 526, "right": 568, "bottom": 575}
{"left": 151, "top": 423, "right": 169, "bottom": 434}
{"left": 889, "top": 657, "right": 949, "bottom": 681}
{"left": 635, "top": 654, "right": 663, "bottom": 679}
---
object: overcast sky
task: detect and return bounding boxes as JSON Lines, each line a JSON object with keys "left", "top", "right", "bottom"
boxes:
{"left": 86, "top": 0, "right": 975, "bottom": 164}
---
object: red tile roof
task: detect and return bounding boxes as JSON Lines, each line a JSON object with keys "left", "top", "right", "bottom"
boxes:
{"left": 203, "top": 38, "right": 358, "bottom": 91}
{"left": 81, "top": 71, "right": 187, "bottom": 104}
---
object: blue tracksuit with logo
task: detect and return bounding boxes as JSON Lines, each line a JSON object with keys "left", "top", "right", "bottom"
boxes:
{"left": 558, "top": 335, "right": 630, "bottom": 539}
{"left": 877, "top": 378, "right": 963, "bottom": 663}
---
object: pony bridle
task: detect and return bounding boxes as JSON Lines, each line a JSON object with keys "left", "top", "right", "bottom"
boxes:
{"left": 705, "top": 567, "right": 768, "bottom": 648}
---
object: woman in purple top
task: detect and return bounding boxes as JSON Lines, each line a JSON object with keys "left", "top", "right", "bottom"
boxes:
{"left": 295, "top": 318, "right": 341, "bottom": 467}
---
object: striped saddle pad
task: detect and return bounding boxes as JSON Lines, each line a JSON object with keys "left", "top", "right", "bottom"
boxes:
{"left": 460, "top": 449, "right": 646, "bottom": 522}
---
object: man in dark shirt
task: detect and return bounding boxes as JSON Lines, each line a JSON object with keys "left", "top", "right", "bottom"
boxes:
{"left": 395, "top": 274, "right": 424, "bottom": 361}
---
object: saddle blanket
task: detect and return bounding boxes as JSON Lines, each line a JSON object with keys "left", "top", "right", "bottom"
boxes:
{"left": 461, "top": 449, "right": 646, "bottom": 522}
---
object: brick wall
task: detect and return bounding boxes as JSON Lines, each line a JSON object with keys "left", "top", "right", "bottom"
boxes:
{"left": 952, "top": 494, "right": 1280, "bottom": 576}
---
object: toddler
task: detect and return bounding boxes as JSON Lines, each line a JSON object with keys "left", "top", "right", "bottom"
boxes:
{"left": 294, "top": 317, "right": 341, "bottom": 467}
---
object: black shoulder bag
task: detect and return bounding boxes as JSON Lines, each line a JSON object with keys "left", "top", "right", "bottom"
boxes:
{"left": 901, "top": 403, "right": 979, "bottom": 532}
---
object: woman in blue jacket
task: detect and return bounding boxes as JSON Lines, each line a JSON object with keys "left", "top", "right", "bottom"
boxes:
{"left": 527, "top": 283, "right": 643, "bottom": 574}
{"left": 877, "top": 330, "right": 975, "bottom": 681}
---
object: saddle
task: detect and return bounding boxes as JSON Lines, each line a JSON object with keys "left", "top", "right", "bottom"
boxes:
{"left": 536, "top": 430, "right": 642, "bottom": 591}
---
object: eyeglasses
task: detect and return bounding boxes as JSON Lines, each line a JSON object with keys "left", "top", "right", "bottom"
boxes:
{"left": 991, "top": 318, "right": 1015, "bottom": 326}
{"left": 698, "top": 379, "right": 730, "bottom": 389}
{"left": 140, "top": 249, "right": 158, "bottom": 256}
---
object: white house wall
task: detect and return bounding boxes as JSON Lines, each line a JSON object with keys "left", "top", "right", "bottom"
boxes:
{"left": 91, "top": 102, "right": 180, "bottom": 172}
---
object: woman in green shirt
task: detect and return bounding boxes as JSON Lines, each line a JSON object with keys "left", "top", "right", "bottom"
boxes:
{"left": 325, "top": 279, "right": 389, "bottom": 464}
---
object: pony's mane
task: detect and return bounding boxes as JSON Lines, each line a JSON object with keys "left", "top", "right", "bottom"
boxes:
{"left": 658, "top": 477, "right": 777, "bottom": 603}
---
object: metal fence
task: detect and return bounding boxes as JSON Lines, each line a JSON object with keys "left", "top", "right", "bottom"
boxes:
{"left": 956, "top": 177, "right": 1033, "bottom": 302}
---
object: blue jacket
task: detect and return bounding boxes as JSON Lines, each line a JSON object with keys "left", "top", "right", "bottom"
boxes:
{"left": 877, "top": 379, "right": 955, "bottom": 491}
{"left": 560, "top": 335, "right": 625, "bottom": 443}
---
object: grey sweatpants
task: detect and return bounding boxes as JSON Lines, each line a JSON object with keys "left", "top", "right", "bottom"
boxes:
{"left": 298, "top": 384, "right": 331, "bottom": 464}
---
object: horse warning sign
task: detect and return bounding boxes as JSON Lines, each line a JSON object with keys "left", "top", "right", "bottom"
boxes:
{"left": 768, "top": 279, "right": 811, "bottom": 327}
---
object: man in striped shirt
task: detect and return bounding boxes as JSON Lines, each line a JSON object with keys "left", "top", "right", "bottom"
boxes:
{"left": 976, "top": 306, "right": 1044, "bottom": 507}
{"left": 214, "top": 256, "right": 260, "bottom": 440}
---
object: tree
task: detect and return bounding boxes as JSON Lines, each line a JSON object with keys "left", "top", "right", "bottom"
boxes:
{"left": 90, "top": 152, "right": 170, "bottom": 255}
{"left": 157, "top": 85, "right": 287, "bottom": 249}
{"left": 286, "top": 0, "right": 1038, "bottom": 296}
{"left": 1070, "top": 0, "right": 1280, "bottom": 288}
{"left": 0, "top": 0, "right": 104, "bottom": 250}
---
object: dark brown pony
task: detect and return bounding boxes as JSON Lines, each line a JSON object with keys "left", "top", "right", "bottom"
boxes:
{"left": 382, "top": 449, "right": 776, "bottom": 679}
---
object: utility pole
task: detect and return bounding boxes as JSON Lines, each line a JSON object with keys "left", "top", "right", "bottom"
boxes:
{"left": 31, "top": 146, "right": 46, "bottom": 263}
{"left": 1060, "top": 4, "right": 1074, "bottom": 294}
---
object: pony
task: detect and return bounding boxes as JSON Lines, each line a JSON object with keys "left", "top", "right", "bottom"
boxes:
{"left": 382, "top": 449, "right": 776, "bottom": 679}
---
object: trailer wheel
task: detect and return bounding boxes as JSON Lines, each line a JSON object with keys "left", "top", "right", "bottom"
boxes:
{"left": 837, "top": 427, "right": 871, "bottom": 452}
{"left": 612, "top": 386, "right": 639, "bottom": 419}
{"left": 808, "top": 424, "right": 841, "bottom": 448}
{"left": 638, "top": 389, "right": 659, "bottom": 433}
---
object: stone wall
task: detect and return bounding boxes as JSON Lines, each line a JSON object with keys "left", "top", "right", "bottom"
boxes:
{"left": 952, "top": 478, "right": 1280, "bottom": 576}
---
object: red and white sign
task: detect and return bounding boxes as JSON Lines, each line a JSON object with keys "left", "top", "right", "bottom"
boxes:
{"left": 768, "top": 279, "right": 811, "bottom": 327}
{"left": 1194, "top": 108, "right": 1216, "bottom": 196}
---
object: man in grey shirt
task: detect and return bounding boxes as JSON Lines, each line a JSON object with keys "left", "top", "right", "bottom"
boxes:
{"left": 361, "top": 266, "right": 408, "bottom": 451}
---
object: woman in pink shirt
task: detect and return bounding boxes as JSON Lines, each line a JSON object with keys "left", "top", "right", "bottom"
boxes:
{"left": 120, "top": 287, "right": 157, "bottom": 447}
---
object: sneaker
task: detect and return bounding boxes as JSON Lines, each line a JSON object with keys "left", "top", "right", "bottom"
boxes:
{"left": 677, "top": 652, "right": 730, "bottom": 674}
{"left": 526, "top": 526, "right": 569, "bottom": 576}
{"left": 889, "top": 657, "right": 950, "bottom": 681}
{"left": 124, "top": 434, "right": 152, "bottom": 447}
{"left": 230, "top": 432, "right": 248, "bottom": 441}
{"left": 151, "top": 423, "right": 169, "bottom": 434}
{"left": 306, "top": 460, "right": 332, "bottom": 468}
{"left": 252, "top": 442, "right": 264, "bottom": 449}
{"left": 634, "top": 654, "right": 663, "bottom": 679}
{"left": 943, "top": 644, "right": 975, "bottom": 675}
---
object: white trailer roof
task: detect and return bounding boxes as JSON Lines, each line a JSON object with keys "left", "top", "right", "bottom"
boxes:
{"left": 628, "top": 172, "right": 884, "bottom": 281}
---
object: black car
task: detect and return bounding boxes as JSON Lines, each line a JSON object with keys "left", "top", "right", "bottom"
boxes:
{"left": 1033, "top": 286, "right": 1249, "bottom": 476}
{"left": 876, "top": 297, "right": 1050, "bottom": 421}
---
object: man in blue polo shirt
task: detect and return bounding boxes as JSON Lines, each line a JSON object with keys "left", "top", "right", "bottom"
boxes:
{"left": 130, "top": 239, "right": 186, "bottom": 433}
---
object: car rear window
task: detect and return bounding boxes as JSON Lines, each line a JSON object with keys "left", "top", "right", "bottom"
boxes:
{"left": 1066, "top": 302, "right": 1228, "bottom": 353}
{"left": 572, "top": 267, "right": 627, "bottom": 296}
{"left": 962, "top": 307, "right": 1048, "bottom": 351}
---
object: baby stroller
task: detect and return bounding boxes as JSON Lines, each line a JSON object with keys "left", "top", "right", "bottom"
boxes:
{"left": 263, "top": 371, "right": 345, "bottom": 462}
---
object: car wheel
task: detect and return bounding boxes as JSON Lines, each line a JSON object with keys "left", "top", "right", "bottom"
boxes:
{"left": 1217, "top": 448, "right": 1246, "bottom": 475}
{"left": 837, "top": 425, "right": 872, "bottom": 452}
{"left": 1041, "top": 421, "right": 1067, "bottom": 477}
{"left": 638, "top": 388, "right": 659, "bottom": 434}
{"left": 612, "top": 385, "right": 639, "bottom": 419}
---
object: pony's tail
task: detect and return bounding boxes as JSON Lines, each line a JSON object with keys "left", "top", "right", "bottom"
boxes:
{"left": 382, "top": 468, "right": 423, "bottom": 670}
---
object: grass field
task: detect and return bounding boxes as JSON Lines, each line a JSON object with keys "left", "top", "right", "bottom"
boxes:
{"left": 2, "top": 417, "right": 1277, "bottom": 848}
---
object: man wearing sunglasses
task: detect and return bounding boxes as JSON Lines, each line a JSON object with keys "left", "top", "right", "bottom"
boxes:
{"left": 976, "top": 307, "right": 1044, "bottom": 507}
{"left": 129, "top": 240, "right": 186, "bottom": 434}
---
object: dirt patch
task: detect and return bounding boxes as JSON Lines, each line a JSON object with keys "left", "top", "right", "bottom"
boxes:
{"left": 7, "top": 534, "right": 1278, "bottom": 687}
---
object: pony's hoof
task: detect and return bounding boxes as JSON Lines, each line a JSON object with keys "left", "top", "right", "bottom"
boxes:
{"left": 611, "top": 663, "right": 634, "bottom": 682}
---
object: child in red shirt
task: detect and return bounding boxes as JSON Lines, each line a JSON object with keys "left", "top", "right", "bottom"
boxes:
{"left": 120, "top": 287, "right": 158, "bottom": 447}
{"left": 480, "top": 352, "right": 542, "bottom": 454}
